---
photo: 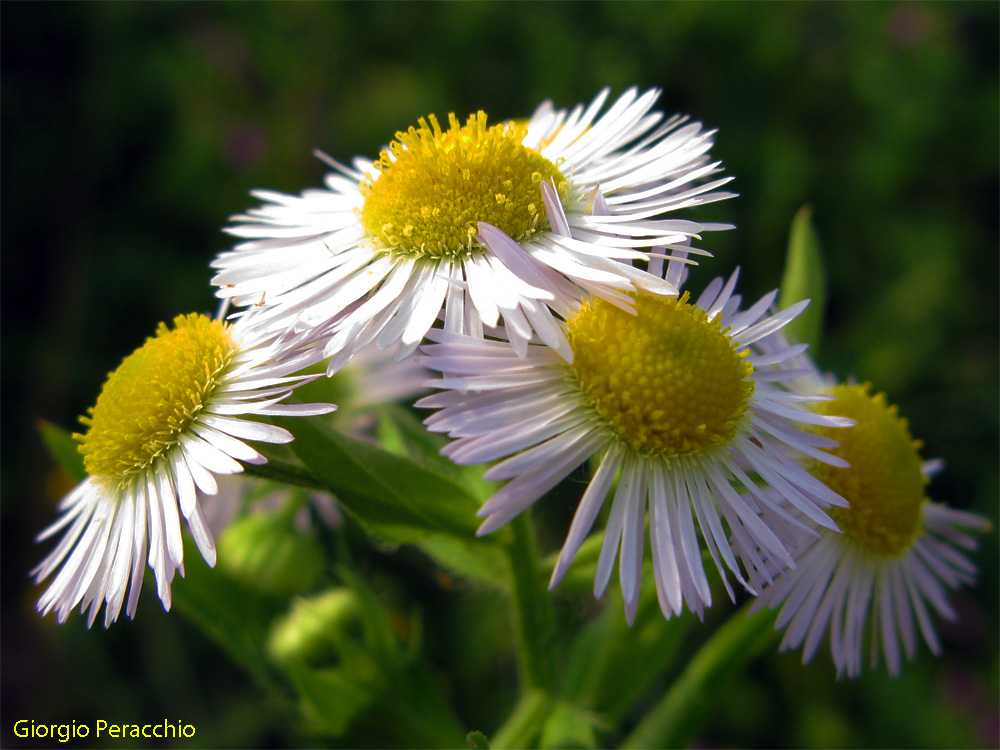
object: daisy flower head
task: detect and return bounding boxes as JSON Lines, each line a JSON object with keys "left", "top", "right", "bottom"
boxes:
{"left": 418, "top": 268, "right": 853, "bottom": 624}
{"left": 33, "top": 312, "right": 336, "bottom": 627}
{"left": 756, "top": 380, "right": 990, "bottom": 677}
{"left": 211, "top": 87, "right": 735, "bottom": 373}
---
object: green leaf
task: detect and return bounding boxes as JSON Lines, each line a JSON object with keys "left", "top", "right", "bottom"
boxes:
{"left": 376, "top": 403, "right": 498, "bottom": 503}
{"left": 415, "top": 534, "right": 509, "bottom": 589}
{"left": 274, "top": 416, "right": 485, "bottom": 544}
{"left": 376, "top": 403, "right": 447, "bottom": 463}
{"left": 621, "top": 605, "right": 778, "bottom": 749}
{"left": 38, "top": 420, "right": 86, "bottom": 482}
{"left": 779, "top": 205, "right": 827, "bottom": 351}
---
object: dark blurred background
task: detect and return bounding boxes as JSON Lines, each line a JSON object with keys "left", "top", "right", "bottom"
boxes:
{"left": 2, "top": 3, "right": 997, "bottom": 748}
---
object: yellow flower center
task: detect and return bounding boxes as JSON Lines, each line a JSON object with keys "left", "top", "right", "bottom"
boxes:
{"left": 359, "top": 112, "right": 568, "bottom": 259}
{"left": 814, "top": 384, "right": 925, "bottom": 556}
{"left": 77, "top": 314, "right": 238, "bottom": 488}
{"left": 566, "top": 294, "right": 755, "bottom": 456}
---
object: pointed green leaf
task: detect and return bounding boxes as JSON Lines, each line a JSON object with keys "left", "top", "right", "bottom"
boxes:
{"left": 38, "top": 420, "right": 86, "bottom": 482}
{"left": 376, "top": 404, "right": 498, "bottom": 503}
{"left": 376, "top": 403, "right": 448, "bottom": 464}
{"left": 274, "top": 416, "right": 484, "bottom": 544}
{"left": 779, "top": 205, "right": 827, "bottom": 351}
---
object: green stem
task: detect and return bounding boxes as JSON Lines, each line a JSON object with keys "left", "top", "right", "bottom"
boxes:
{"left": 621, "top": 604, "right": 779, "bottom": 749}
{"left": 489, "top": 689, "right": 554, "bottom": 750}
{"left": 504, "top": 512, "right": 558, "bottom": 694}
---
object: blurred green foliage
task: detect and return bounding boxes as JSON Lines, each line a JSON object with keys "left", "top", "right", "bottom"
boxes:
{"left": 3, "top": 2, "right": 996, "bottom": 748}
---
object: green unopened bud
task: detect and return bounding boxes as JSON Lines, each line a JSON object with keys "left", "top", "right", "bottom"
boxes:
{"left": 217, "top": 513, "right": 325, "bottom": 596}
{"left": 268, "top": 589, "right": 363, "bottom": 666}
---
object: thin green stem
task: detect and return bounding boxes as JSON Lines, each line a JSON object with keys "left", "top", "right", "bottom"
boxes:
{"left": 621, "top": 604, "right": 779, "bottom": 749}
{"left": 504, "top": 512, "right": 558, "bottom": 694}
{"left": 489, "top": 689, "right": 554, "bottom": 750}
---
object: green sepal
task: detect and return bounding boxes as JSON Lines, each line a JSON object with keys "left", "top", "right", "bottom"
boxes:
{"left": 273, "top": 415, "right": 484, "bottom": 545}
{"left": 779, "top": 205, "right": 827, "bottom": 351}
{"left": 37, "top": 420, "right": 87, "bottom": 483}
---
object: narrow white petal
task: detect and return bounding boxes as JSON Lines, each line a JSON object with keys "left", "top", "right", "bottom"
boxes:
{"left": 594, "top": 455, "right": 633, "bottom": 600}
{"left": 619, "top": 459, "right": 648, "bottom": 621}
{"left": 550, "top": 448, "right": 623, "bottom": 589}
{"left": 156, "top": 464, "right": 185, "bottom": 570}
{"left": 186, "top": 501, "right": 218, "bottom": 568}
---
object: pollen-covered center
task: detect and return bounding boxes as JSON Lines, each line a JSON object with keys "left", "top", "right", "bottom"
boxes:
{"left": 814, "top": 384, "right": 925, "bottom": 556}
{"left": 566, "top": 294, "right": 754, "bottom": 456}
{"left": 77, "top": 313, "right": 238, "bottom": 487}
{"left": 359, "top": 112, "right": 568, "bottom": 259}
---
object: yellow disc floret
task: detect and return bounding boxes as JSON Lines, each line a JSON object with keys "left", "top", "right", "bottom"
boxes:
{"left": 359, "top": 112, "right": 568, "bottom": 259}
{"left": 814, "top": 384, "right": 925, "bottom": 557}
{"left": 77, "top": 313, "right": 238, "bottom": 488}
{"left": 566, "top": 294, "right": 754, "bottom": 456}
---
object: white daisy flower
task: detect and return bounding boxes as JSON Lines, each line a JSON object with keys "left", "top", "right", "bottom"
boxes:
{"left": 33, "top": 312, "right": 336, "bottom": 627}
{"left": 417, "top": 269, "right": 853, "bottom": 623}
{"left": 754, "top": 381, "right": 990, "bottom": 677}
{"left": 211, "top": 87, "right": 735, "bottom": 373}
